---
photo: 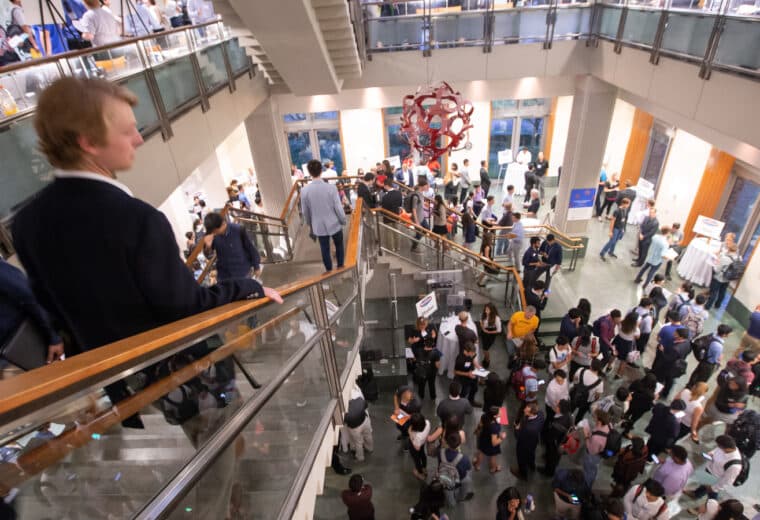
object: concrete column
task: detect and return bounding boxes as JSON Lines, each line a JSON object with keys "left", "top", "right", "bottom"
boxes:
{"left": 554, "top": 76, "right": 618, "bottom": 235}
{"left": 244, "top": 98, "right": 293, "bottom": 218}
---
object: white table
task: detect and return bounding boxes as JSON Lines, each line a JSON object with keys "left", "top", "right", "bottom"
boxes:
{"left": 677, "top": 237, "right": 721, "bottom": 286}
{"left": 436, "top": 314, "right": 479, "bottom": 379}
{"left": 501, "top": 162, "right": 528, "bottom": 197}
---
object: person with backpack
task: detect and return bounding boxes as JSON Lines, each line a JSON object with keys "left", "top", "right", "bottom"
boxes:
{"left": 725, "top": 350, "right": 755, "bottom": 387}
{"left": 684, "top": 435, "right": 746, "bottom": 500}
{"left": 646, "top": 274, "right": 668, "bottom": 325}
{"left": 652, "top": 445, "right": 694, "bottom": 501}
{"left": 408, "top": 179, "right": 428, "bottom": 251}
{"left": 706, "top": 245, "right": 741, "bottom": 311}
{"left": 727, "top": 409, "right": 760, "bottom": 459}
{"left": 674, "top": 381, "right": 708, "bottom": 443}
{"left": 410, "top": 478, "right": 447, "bottom": 520}
{"left": 545, "top": 368, "right": 570, "bottom": 423}
{"left": 668, "top": 281, "right": 695, "bottom": 317}
{"left": 571, "top": 324, "right": 602, "bottom": 379}
{"left": 549, "top": 335, "right": 573, "bottom": 376}
{"left": 591, "top": 386, "right": 631, "bottom": 429}
{"left": 682, "top": 294, "right": 709, "bottom": 338}
{"left": 652, "top": 327, "right": 690, "bottom": 400}
{"left": 611, "top": 436, "right": 649, "bottom": 497}
{"left": 645, "top": 399, "right": 686, "bottom": 457}
{"left": 409, "top": 317, "right": 441, "bottom": 400}
{"left": 580, "top": 409, "right": 614, "bottom": 489}
{"left": 203, "top": 212, "right": 262, "bottom": 282}
{"left": 698, "top": 375, "right": 749, "bottom": 431}
{"left": 592, "top": 310, "right": 623, "bottom": 371}
{"left": 623, "top": 479, "right": 669, "bottom": 520}
{"left": 542, "top": 398, "right": 574, "bottom": 476}
{"left": 511, "top": 402, "right": 545, "bottom": 480}
{"left": 439, "top": 432, "right": 474, "bottom": 505}
{"left": 571, "top": 359, "right": 604, "bottom": 424}
{"left": 473, "top": 406, "right": 507, "bottom": 473}
{"left": 688, "top": 325, "right": 733, "bottom": 387}
{"left": 343, "top": 386, "right": 374, "bottom": 462}
{"left": 633, "top": 298, "right": 655, "bottom": 356}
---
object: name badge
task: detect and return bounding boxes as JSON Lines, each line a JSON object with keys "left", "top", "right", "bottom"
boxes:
{"left": 464, "top": 362, "right": 472, "bottom": 368}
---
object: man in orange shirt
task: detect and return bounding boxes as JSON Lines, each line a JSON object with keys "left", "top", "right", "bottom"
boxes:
{"left": 507, "top": 305, "right": 539, "bottom": 354}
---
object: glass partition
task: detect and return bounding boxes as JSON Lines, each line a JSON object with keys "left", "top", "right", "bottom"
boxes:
{"left": 367, "top": 16, "right": 425, "bottom": 50}
{"left": 0, "top": 62, "right": 61, "bottom": 117}
{"left": 153, "top": 56, "right": 202, "bottom": 114}
{"left": 554, "top": 6, "right": 592, "bottom": 38}
{"left": 225, "top": 38, "right": 251, "bottom": 75}
{"left": 66, "top": 42, "right": 145, "bottom": 82}
{"left": 118, "top": 73, "right": 161, "bottom": 134}
{"left": 493, "top": 10, "right": 521, "bottom": 42}
{"left": 198, "top": 43, "right": 229, "bottom": 93}
{"left": 713, "top": 18, "right": 760, "bottom": 71}
{"left": 621, "top": 8, "right": 661, "bottom": 46}
{"left": 519, "top": 9, "right": 550, "bottom": 42}
{"left": 431, "top": 12, "right": 485, "bottom": 46}
{"left": 598, "top": 5, "right": 623, "bottom": 38}
{"left": 660, "top": 12, "right": 714, "bottom": 57}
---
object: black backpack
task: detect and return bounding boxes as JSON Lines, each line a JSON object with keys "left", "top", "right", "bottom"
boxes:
{"left": 403, "top": 192, "right": 419, "bottom": 214}
{"left": 592, "top": 429, "right": 623, "bottom": 459}
{"left": 570, "top": 369, "right": 602, "bottom": 410}
{"left": 727, "top": 410, "right": 760, "bottom": 458}
{"left": 723, "top": 257, "right": 746, "bottom": 281}
{"left": 691, "top": 334, "right": 713, "bottom": 362}
{"left": 357, "top": 367, "right": 379, "bottom": 402}
{"left": 724, "top": 453, "right": 750, "bottom": 486}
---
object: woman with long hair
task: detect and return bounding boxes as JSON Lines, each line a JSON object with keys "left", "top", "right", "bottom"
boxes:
{"left": 461, "top": 206, "right": 477, "bottom": 251}
{"left": 675, "top": 381, "right": 708, "bottom": 443}
{"left": 477, "top": 223, "right": 497, "bottom": 287}
{"left": 496, "top": 486, "right": 525, "bottom": 520}
{"left": 569, "top": 325, "right": 599, "bottom": 380}
{"left": 613, "top": 311, "right": 640, "bottom": 377}
{"left": 622, "top": 372, "right": 658, "bottom": 437}
{"left": 480, "top": 303, "right": 502, "bottom": 367}
{"left": 473, "top": 406, "right": 506, "bottom": 473}
{"left": 611, "top": 436, "right": 648, "bottom": 497}
{"left": 432, "top": 195, "right": 448, "bottom": 237}
{"left": 576, "top": 298, "right": 592, "bottom": 326}
{"left": 483, "top": 372, "right": 507, "bottom": 410}
{"left": 692, "top": 498, "right": 744, "bottom": 520}
{"left": 443, "top": 163, "right": 458, "bottom": 200}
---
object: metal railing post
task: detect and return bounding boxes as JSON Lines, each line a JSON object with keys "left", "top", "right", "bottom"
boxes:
{"left": 614, "top": 2, "right": 629, "bottom": 54}
{"left": 308, "top": 284, "right": 345, "bottom": 418}
{"left": 544, "top": 0, "right": 559, "bottom": 50}
{"left": 219, "top": 37, "right": 237, "bottom": 93}
{"left": 698, "top": 11, "right": 726, "bottom": 80}
{"left": 588, "top": 2, "right": 601, "bottom": 47}
{"left": 649, "top": 10, "right": 669, "bottom": 64}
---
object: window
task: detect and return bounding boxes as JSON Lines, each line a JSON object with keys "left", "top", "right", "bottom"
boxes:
{"left": 387, "top": 123, "right": 412, "bottom": 160}
{"left": 486, "top": 98, "right": 550, "bottom": 178}
{"left": 519, "top": 117, "right": 544, "bottom": 163}
{"left": 283, "top": 112, "right": 344, "bottom": 174}
{"left": 640, "top": 121, "right": 674, "bottom": 192}
{"left": 720, "top": 175, "right": 760, "bottom": 254}
{"left": 488, "top": 118, "right": 514, "bottom": 178}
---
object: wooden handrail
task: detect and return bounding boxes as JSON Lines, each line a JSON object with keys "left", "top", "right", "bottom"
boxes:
{"left": 0, "top": 199, "right": 364, "bottom": 423}
{"left": 370, "top": 207, "right": 526, "bottom": 309}
{"left": 0, "top": 19, "right": 225, "bottom": 74}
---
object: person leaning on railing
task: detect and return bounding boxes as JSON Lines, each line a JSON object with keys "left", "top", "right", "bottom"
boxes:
{"left": 11, "top": 77, "right": 283, "bottom": 418}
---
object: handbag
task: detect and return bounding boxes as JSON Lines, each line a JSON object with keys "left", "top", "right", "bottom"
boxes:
{"left": 426, "top": 437, "right": 441, "bottom": 457}
{"left": 0, "top": 320, "right": 48, "bottom": 371}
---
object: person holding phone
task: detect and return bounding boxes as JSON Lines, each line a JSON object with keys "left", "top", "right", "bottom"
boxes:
{"left": 652, "top": 445, "right": 694, "bottom": 501}
{"left": 684, "top": 435, "right": 743, "bottom": 500}
{"left": 552, "top": 468, "right": 588, "bottom": 519}
{"left": 645, "top": 399, "right": 686, "bottom": 457}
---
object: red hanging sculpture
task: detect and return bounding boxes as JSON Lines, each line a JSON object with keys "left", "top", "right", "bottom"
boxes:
{"left": 399, "top": 81, "right": 474, "bottom": 160}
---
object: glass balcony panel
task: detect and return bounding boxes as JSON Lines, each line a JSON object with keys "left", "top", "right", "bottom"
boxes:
{"left": 198, "top": 43, "right": 229, "bottom": 92}
{"left": 140, "top": 30, "right": 194, "bottom": 66}
{"left": 0, "top": 62, "right": 61, "bottom": 115}
{"left": 67, "top": 43, "right": 145, "bottom": 82}
{"left": 598, "top": 6, "right": 622, "bottom": 38}
{"left": 519, "top": 9, "right": 549, "bottom": 41}
{"left": 225, "top": 38, "right": 250, "bottom": 74}
{"left": 193, "top": 23, "right": 225, "bottom": 50}
{"left": 333, "top": 295, "right": 360, "bottom": 379}
{"left": 0, "top": 117, "right": 53, "bottom": 218}
{"left": 367, "top": 17, "right": 424, "bottom": 49}
{"left": 153, "top": 55, "right": 201, "bottom": 113}
{"left": 117, "top": 73, "right": 160, "bottom": 134}
{"left": 165, "top": 343, "right": 332, "bottom": 520}
{"left": 660, "top": 12, "right": 713, "bottom": 57}
{"left": 324, "top": 271, "right": 358, "bottom": 317}
{"left": 493, "top": 10, "right": 520, "bottom": 41}
{"left": 554, "top": 6, "right": 592, "bottom": 38}
{"left": 621, "top": 8, "right": 660, "bottom": 46}
{"left": 714, "top": 18, "right": 760, "bottom": 71}
{"left": 431, "top": 13, "right": 485, "bottom": 46}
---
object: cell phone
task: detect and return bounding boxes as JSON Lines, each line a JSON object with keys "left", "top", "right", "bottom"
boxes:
{"left": 544, "top": 289, "right": 551, "bottom": 295}
{"left": 569, "top": 494, "right": 580, "bottom": 504}
{"left": 444, "top": 331, "right": 451, "bottom": 336}
{"left": 397, "top": 412, "right": 406, "bottom": 419}
{"left": 650, "top": 454, "right": 659, "bottom": 464}
{"left": 537, "top": 379, "right": 546, "bottom": 385}
{"left": 702, "top": 452, "right": 713, "bottom": 461}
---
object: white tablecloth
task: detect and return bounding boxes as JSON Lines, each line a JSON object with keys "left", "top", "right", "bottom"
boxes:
{"left": 677, "top": 237, "right": 720, "bottom": 287}
{"left": 437, "top": 314, "right": 479, "bottom": 378}
{"left": 501, "top": 162, "right": 527, "bottom": 197}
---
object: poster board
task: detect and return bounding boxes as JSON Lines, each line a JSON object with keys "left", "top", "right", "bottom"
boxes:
{"left": 415, "top": 291, "right": 438, "bottom": 318}
{"left": 385, "top": 155, "right": 401, "bottom": 171}
{"left": 497, "top": 149, "right": 513, "bottom": 165}
{"left": 692, "top": 215, "right": 725, "bottom": 240}
{"left": 567, "top": 188, "right": 596, "bottom": 221}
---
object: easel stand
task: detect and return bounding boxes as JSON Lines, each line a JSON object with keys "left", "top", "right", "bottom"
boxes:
{"left": 37, "top": 0, "right": 69, "bottom": 56}
{"left": 120, "top": 0, "right": 151, "bottom": 38}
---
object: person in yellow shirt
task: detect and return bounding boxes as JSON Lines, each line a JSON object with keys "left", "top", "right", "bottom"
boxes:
{"left": 507, "top": 306, "right": 539, "bottom": 355}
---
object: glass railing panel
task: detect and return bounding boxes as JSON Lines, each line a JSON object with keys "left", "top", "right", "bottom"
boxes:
{"left": 660, "top": 12, "right": 714, "bottom": 57}
{"left": 367, "top": 16, "right": 424, "bottom": 50}
{"left": 598, "top": 5, "right": 623, "bottom": 38}
{"left": 65, "top": 42, "right": 145, "bottom": 82}
{"left": 333, "top": 294, "right": 360, "bottom": 379}
{"left": 621, "top": 8, "right": 661, "bottom": 46}
{"left": 493, "top": 10, "right": 521, "bottom": 42}
{"left": 554, "top": 6, "right": 592, "bottom": 38}
{"left": 153, "top": 55, "right": 201, "bottom": 114}
{"left": 0, "top": 116, "right": 53, "bottom": 218}
{"left": 118, "top": 72, "right": 161, "bottom": 134}
{"left": 140, "top": 30, "right": 195, "bottom": 66}
{"left": 198, "top": 43, "right": 229, "bottom": 92}
{"left": 190, "top": 22, "right": 226, "bottom": 51}
{"left": 518, "top": 9, "right": 550, "bottom": 41}
{"left": 431, "top": 12, "right": 485, "bottom": 46}
{"left": 713, "top": 17, "right": 760, "bottom": 72}
{"left": 165, "top": 341, "right": 333, "bottom": 520}
{"left": 324, "top": 270, "right": 358, "bottom": 315}
{"left": 0, "top": 62, "right": 62, "bottom": 116}
{"left": 225, "top": 38, "right": 251, "bottom": 75}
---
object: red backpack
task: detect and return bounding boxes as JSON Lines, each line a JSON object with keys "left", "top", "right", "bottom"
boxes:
{"left": 511, "top": 365, "right": 536, "bottom": 401}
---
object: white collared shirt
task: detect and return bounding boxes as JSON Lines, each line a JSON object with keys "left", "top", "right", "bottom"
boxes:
{"left": 55, "top": 169, "right": 133, "bottom": 197}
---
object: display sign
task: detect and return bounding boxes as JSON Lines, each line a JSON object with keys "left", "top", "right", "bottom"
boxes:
{"left": 415, "top": 291, "right": 438, "bottom": 318}
{"left": 692, "top": 215, "right": 725, "bottom": 240}
{"left": 497, "top": 149, "right": 513, "bottom": 165}
{"left": 567, "top": 187, "right": 596, "bottom": 220}
{"left": 385, "top": 155, "right": 401, "bottom": 171}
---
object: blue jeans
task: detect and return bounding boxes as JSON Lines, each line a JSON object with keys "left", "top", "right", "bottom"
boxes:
{"left": 318, "top": 229, "right": 344, "bottom": 272}
{"left": 495, "top": 236, "right": 510, "bottom": 256}
{"left": 600, "top": 228, "right": 624, "bottom": 257}
{"left": 636, "top": 262, "right": 662, "bottom": 287}
{"left": 706, "top": 275, "right": 729, "bottom": 310}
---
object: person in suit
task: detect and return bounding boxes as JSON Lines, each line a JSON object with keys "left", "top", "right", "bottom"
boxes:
{"left": 300, "top": 159, "right": 348, "bottom": 272}
{"left": 479, "top": 160, "right": 491, "bottom": 197}
{"left": 11, "top": 78, "right": 283, "bottom": 518}
{"left": 525, "top": 279, "right": 548, "bottom": 321}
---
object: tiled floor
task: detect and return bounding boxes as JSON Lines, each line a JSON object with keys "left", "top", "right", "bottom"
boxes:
{"left": 315, "top": 186, "right": 757, "bottom": 519}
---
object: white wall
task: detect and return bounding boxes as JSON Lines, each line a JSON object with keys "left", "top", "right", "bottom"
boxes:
{"left": 449, "top": 101, "right": 491, "bottom": 178}
{"left": 215, "top": 123, "right": 256, "bottom": 187}
{"left": 602, "top": 98, "right": 636, "bottom": 177}
{"left": 654, "top": 129, "right": 711, "bottom": 228}
{"left": 735, "top": 248, "right": 759, "bottom": 311}
{"left": 547, "top": 95, "right": 573, "bottom": 177}
{"left": 340, "top": 108, "right": 385, "bottom": 173}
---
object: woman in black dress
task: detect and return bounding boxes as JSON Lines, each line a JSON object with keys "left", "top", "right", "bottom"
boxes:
{"left": 473, "top": 406, "right": 506, "bottom": 473}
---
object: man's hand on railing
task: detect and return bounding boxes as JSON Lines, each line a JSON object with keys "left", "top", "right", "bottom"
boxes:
{"left": 46, "top": 342, "right": 65, "bottom": 364}
{"left": 263, "top": 286, "right": 284, "bottom": 304}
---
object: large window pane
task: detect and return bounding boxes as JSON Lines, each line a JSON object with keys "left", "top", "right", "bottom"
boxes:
{"left": 385, "top": 106, "right": 404, "bottom": 116}
{"left": 287, "top": 131, "right": 313, "bottom": 167}
{"left": 492, "top": 99, "right": 518, "bottom": 112}
{"left": 317, "top": 129, "right": 344, "bottom": 174}
{"left": 487, "top": 118, "right": 514, "bottom": 178}
{"left": 720, "top": 177, "right": 760, "bottom": 243}
{"left": 387, "top": 124, "right": 412, "bottom": 161}
{"left": 519, "top": 117, "right": 544, "bottom": 162}
{"left": 283, "top": 113, "right": 307, "bottom": 123}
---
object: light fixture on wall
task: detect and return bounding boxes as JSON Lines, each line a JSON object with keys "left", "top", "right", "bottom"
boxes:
{"left": 399, "top": 81, "right": 473, "bottom": 161}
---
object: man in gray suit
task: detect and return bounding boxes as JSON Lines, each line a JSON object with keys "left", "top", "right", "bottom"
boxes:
{"left": 301, "top": 159, "right": 348, "bottom": 272}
